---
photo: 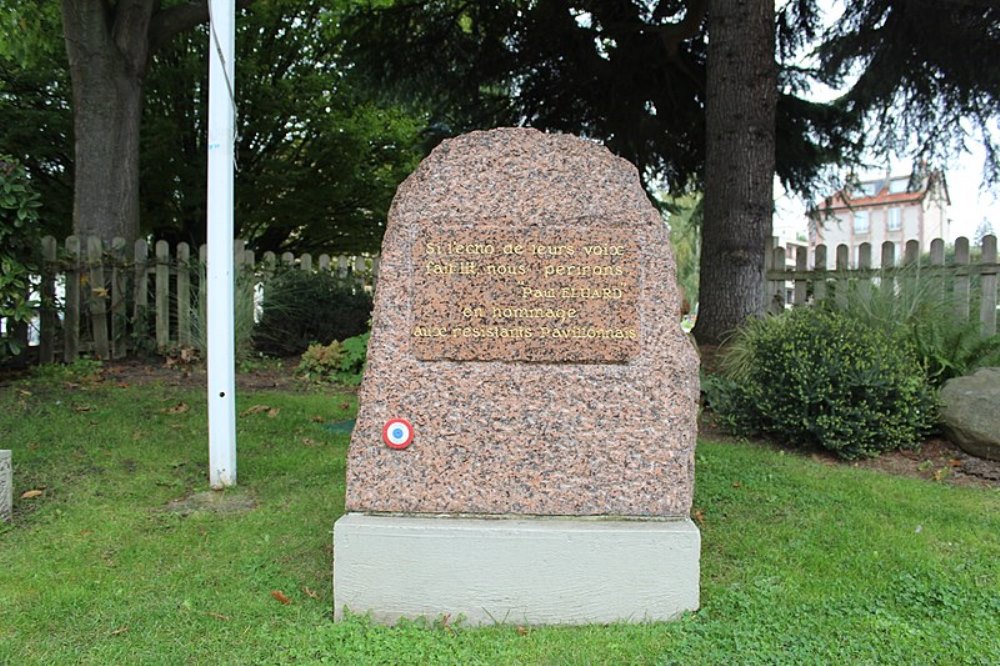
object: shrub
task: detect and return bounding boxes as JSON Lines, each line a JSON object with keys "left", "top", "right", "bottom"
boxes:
{"left": 254, "top": 269, "right": 372, "bottom": 356}
{"left": 709, "top": 306, "right": 937, "bottom": 459}
{"left": 297, "top": 331, "right": 369, "bottom": 386}
{"left": 832, "top": 266, "right": 1000, "bottom": 387}
{"left": 0, "top": 155, "right": 42, "bottom": 362}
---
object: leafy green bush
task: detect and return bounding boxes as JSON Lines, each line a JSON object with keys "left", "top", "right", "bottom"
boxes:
{"left": 0, "top": 155, "right": 42, "bottom": 362}
{"left": 832, "top": 266, "right": 1000, "bottom": 387}
{"left": 707, "top": 307, "right": 937, "bottom": 459}
{"left": 297, "top": 331, "right": 369, "bottom": 386}
{"left": 254, "top": 270, "right": 372, "bottom": 356}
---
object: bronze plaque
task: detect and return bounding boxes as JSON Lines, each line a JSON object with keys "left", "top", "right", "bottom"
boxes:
{"left": 410, "top": 226, "right": 640, "bottom": 362}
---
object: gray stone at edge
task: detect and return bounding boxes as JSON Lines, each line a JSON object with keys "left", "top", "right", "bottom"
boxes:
{"left": 333, "top": 513, "right": 700, "bottom": 626}
{"left": 940, "top": 367, "right": 1000, "bottom": 461}
{"left": 1, "top": 450, "right": 11, "bottom": 523}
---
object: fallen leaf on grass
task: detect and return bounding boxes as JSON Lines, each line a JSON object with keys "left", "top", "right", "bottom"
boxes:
{"left": 20, "top": 489, "right": 44, "bottom": 499}
{"left": 117, "top": 382, "right": 130, "bottom": 389}
{"left": 516, "top": 626, "right": 529, "bottom": 636}
{"left": 109, "top": 626, "right": 128, "bottom": 636}
{"left": 948, "top": 458, "right": 963, "bottom": 467}
{"left": 15, "top": 388, "right": 31, "bottom": 397}
{"left": 205, "top": 612, "right": 231, "bottom": 621}
{"left": 310, "top": 415, "right": 325, "bottom": 423}
{"left": 693, "top": 509, "right": 705, "bottom": 525}
{"left": 161, "top": 402, "right": 190, "bottom": 415}
{"left": 267, "top": 408, "right": 280, "bottom": 418}
{"left": 731, "top": 481, "right": 741, "bottom": 489}
{"left": 302, "top": 586, "right": 319, "bottom": 600}
{"left": 271, "top": 590, "right": 291, "bottom": 605}
{"left": 73, "top": 405, "right": 95, "bottom": 413}
{"left": 240, "top": 404, "right": 271, "bottom": 417}
{"left": 302, "top": 438, "right": 319, "bottom": 447}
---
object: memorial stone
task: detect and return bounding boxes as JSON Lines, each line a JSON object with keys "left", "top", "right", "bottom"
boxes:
{"left": 334, "top": 128, "right": 700, "bottom": 625}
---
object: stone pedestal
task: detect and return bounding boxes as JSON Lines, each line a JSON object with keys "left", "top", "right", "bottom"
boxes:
{"left": 1, "top": 450, "right": 11, "bottom": 523}
{"left": 333, "top": 513, "right": 700, "bottom": 625}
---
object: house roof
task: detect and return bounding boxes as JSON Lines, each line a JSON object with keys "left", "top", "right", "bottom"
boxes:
{"left": 817, "top": 169, "right": 951, "bottom": 212}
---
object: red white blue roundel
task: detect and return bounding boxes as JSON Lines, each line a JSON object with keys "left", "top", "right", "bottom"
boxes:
{"left": 382, "top": 418, "right": 414, "bottom": 450}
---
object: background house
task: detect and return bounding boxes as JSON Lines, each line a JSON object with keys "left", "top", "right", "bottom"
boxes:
{"left": 808, "top": 164, "right": 951, "bottom": 268}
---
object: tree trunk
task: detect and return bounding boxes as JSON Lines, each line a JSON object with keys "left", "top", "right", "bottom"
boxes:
{"left": 693, "top": 0, "right": 776, "bottom": 346}
{"left": 61, "top": 0, "right": 155, "bottom": 246}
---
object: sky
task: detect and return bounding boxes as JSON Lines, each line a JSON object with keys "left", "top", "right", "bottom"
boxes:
{"left": 773, "top": 0, "right": 998, "bottom": 244}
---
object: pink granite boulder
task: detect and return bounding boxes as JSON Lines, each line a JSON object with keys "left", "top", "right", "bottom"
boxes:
{"left": 345, "top": 127, "right": 699, "bottom": 517}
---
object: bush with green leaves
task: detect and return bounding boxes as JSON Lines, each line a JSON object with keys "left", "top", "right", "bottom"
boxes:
{"left": 707, "top": 307, "right": 937, "bottom": 459}
{"left": 254, "top": 269, "right": 372, "bottom": 356}
{"left": 0, "top": 155, "right": 42, "bottom": 361}
{"left": 831, "top": 266, "right": 1000, "bottom": 387}
{"left": 296, "top": 331, "right": 369, "bottom": 386}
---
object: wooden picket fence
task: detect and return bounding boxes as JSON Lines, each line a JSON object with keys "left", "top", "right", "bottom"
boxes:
{"left": 28, "top": 236, "right": 379, "bottom": 364}
{"left": 765, "top": 234, "right": 999, "bottom": 335}
{"left": 9, "top": 233, "right": 997, "bottom": 364}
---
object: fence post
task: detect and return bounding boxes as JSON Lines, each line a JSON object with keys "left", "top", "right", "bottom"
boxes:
{"left": 110, "top": 237, "right": 127, "bottom": 359}
{"left": 813, "top": 245, "right": 827, "bottom": 303}
{"left": 39, "top": 237, "right": 58, "bottom": 364}
{"left": 134, "top": 239, "right": 149, "bottom": 350}
{"left": 177, "top": 243, "right": 191, "bottom": 348}
{"left": 929, "top": 238, "right": 946, "bottom": 304}
{"left": 793, "top": 245, "right": 808, "bottom": 306}
{"left": 835, "top": 244, "right": 849, "bottom": 308}
{"left": 980, "top": 235, "right": 997, "bottom": 336}
{"left": 953, "top": 236, "right": 971, "bottom": 321}
{"left": 156, "top": 240, "right": 170, "bottom": 350}
{"left": 879, "top": 241, "right": 896, "bottom": 304}
{"left": 63, "top": 236, "right": 81, "bottom": 362}
{"left": 856, "top": 243, "right": 872, "bottom": 304}
{"left": 86, "top": 236, "right": 111, "bottom": 360}
{"left": 767, "top": 244, "right": 785, "bottom": 314}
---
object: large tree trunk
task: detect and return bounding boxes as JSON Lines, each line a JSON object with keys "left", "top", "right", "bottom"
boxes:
{"left": 61, "top": 0, "right": 224, "bottom": 245}
{"left": 61, "top": 0, "right": 156, "bottom": 245}
{"left": 693, "top": 0, "right": 776, "bottom": 346}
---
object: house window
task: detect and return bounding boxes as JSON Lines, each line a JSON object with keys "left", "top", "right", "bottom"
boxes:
{"left": 854, "top": 210, "right": 870, "bottom": 234}
{"left": 888, "top": 207, "right": 902, "bottom": 231}
{"left": 889, "top": 178, "right": 908, "bottom": 194}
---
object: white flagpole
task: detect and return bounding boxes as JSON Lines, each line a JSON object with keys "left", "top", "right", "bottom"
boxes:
{"left": 206, "top": 0, "right": 237, "bottom": 488}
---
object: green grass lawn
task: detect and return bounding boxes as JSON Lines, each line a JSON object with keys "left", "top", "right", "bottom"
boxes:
{"left": 1, "top": 367, "right": 998, "bottom": 665}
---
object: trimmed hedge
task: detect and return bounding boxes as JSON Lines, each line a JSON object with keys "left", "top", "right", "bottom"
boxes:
{"left": 706, "top": 307, "right": 937, "bottom": 459}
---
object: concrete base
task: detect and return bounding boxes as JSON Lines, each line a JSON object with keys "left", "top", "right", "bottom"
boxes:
{"left": 1, "top": 450, "right": 11, "bottom": 523}
{"left": 333, "top": 513, "right": 700, "bottom": 625}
